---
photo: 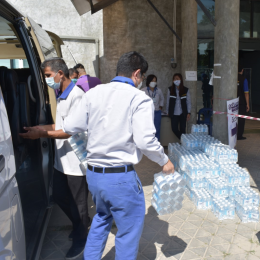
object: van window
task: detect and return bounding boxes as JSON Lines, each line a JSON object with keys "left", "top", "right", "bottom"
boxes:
{"left": 27, "top": 17, "right": 57, "bottom": 59}
{"left": 0, "top": 59, "right": 29, "bottom": 69}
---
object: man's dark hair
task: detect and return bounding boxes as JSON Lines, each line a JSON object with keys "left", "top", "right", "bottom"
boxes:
{"left": 69, "top": 68, "right": 78, "bottom": 77}
{"left": 146, "top": 74, "right": 157, "bottom": 87}
{"left": 41, "top": 57, "right": 70, "bottom": 79}
{"left": 74, "top": 63, "right": 85, "bottom": 70}
{"left": 116, "top": 51, "right": 148, "bottom": 78}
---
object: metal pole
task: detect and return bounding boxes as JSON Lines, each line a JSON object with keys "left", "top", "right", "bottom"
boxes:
{"left": 195, "top": 0, "right": 217, "bottom": 27}
{"left": 66, "top": 45, "right": 77, "bottom": 64}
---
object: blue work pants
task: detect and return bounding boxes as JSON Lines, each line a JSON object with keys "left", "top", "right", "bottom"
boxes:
{"left": 84, "top": 167, "right": 145, "bottom": 260}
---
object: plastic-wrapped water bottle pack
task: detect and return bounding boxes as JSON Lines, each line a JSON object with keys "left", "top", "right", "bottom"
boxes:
{"left": 186, "top": 161, "right": 220, "bottom": 179}
{"left": 184, "top": 172, "right": 208, "bottom": 190}
{"left": 207, "top": 178, "right": 229, "bottom": 198}
{"left": 212, "top": 198, "right": 236, "bottom": 220}
{"left": 168, "top": 124, "right": 259, "bottom": 222}
{"left": 67, "top": 132, "right": 88, "bottom": 172}
{"left": 205, "top": 143, "right": 238, "bottom": 164}
{"left": 235, "top": 187, "right": 259, "bottom": 207}
{"left": 190, "top": 189, "right": 212, "bottom": 210}
{"left": 236, "top": 202, "right": 259, "bottom": 223}
{"left": 151, "top": 172, "right": 186, "bottom": 215}
{"left": 191, "top": 124, "right": 209, "bottom": 135}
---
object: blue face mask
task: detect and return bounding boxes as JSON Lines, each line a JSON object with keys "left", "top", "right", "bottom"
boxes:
{"left": 71, "top": 78, "right": 78, "bottom": 84}
{"left": 45, "top": 72, "right": 61, "bottom": 90}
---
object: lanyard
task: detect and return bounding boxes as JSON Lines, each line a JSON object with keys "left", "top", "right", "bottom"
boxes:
{"left": 111, "top": 76, "right": 135, "bottom": 87}
{"left": 147, "top": 87, "right": 157, "bottom": 99}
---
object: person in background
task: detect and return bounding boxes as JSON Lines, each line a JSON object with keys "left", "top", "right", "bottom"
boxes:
{"left": 202, "top": 73, "right": 213, "bottom": 108}
{"left": 69, "top": 68, "right": 79, "bottom": 84}
{"left": 20, "top": 58, "right": 91, "bottom": 260}
{"left": 74, "top": 63, "right": 102, "bottom": 92}
{"left": 166, "top": 73, "right": 191, "bottom": 139}
{"left": 143, "top": 74, "right": 164, "bottom": 141}
{"left": 237, "top": 64, "right": 250, "bottom": 140}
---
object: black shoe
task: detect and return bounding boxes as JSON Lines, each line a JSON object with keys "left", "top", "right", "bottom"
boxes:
{"left": 237, "top": 136, "right": 247, "bottom": 140}
{"left": 65, "top": 239, "right": 86, "bottom": 260}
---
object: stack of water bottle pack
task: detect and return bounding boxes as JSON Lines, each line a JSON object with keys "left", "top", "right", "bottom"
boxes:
{"left": 168, "top": 124, "right": 260, "bottom": 223}
{"left": 151, "top": 172, "right": 186, "bottom": 215}
{"left": 67, "top": 132, "right": 88, "bottom": 173}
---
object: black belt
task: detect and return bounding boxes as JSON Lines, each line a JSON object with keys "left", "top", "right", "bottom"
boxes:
{"left": 88, "top": 165, "right": 134, "bottom": 173}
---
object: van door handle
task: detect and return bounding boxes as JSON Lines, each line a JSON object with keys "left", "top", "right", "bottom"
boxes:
{"left": 0, "top": 155, "right": 5, "bottom": 173}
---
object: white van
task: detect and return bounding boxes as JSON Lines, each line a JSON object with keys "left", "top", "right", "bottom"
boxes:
{"left": 0, "top": 1, "right": 63, "bottom": 259}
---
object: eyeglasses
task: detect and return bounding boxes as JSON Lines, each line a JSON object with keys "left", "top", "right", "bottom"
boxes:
{"left": 141, "top": 73, "right": 146, "bottom": 82}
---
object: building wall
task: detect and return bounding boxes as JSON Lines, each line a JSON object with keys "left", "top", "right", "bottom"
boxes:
{"left": 7, "top": 0, "right": 103, "bottom": 77}
{"left": 8, "top": 0, "right": 183, "bottom": 106}
{"left": 102, "top": 0, "right": 182, "bottom": 109}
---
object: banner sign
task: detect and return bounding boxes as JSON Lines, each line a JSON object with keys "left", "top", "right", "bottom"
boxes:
{"left": 227, "top": 98, "right": 239, "bottom": 148}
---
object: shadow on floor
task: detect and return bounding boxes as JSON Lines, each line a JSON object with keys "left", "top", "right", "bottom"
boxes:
{"left": 103, "top": 206, "right": 187, "bottom": 260}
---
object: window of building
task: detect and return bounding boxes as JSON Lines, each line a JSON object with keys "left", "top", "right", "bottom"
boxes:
{"left": 197, "top": 0, "right": 215, "bottom": 80}
{"left": 240, "top": 0, "right": 260, "bottom": 38}
{"left": 240, "top": 1, "right": 251, "bottom": 38}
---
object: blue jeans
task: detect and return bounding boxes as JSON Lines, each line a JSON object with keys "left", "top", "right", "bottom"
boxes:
{"left": 154, "top": 110, "right": 162, "bottom": 141}
{"left": 84, "top": 167, "right": 145, "bottom": 260}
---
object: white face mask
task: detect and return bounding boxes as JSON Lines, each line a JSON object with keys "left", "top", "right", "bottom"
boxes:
{"left": 46, "top": 72, "right": 61, "bottom": 90}
{"left": 174, "top": 80, "right": 181, "bottom": 86}
{"left": 136, "top": 71, "right": 143, "bottom": 89}
{"left": 150, "top": 82, "right": 157, "bottom": 88}
{"left": 137, "top": 81, "right": 143, "bottom": 89}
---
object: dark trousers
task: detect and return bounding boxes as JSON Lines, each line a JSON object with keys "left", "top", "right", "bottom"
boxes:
{"left": 154, "top": 110, "right": 162, "bottom": 141}
{"left": 53, "top": 169, "right": 90, "bottom": 240}
{"left": 171, "top": 114, "right": 187, "bottom": 139}
{"left": 203, "top": 94, "right": 211, "bottom": 108}
{"left": 238, "top": 105, "right": 246, "bottom": 139}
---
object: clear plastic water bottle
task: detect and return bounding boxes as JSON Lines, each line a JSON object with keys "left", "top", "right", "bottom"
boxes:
{"left": 154, "top": 175, "right": 170, "bottom": 192}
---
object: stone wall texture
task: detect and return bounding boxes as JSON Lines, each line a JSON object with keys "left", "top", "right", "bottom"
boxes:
{"left": 7, "top": 0, "right": 103, "bottom": 77}
{"left": 8, "top": 0, "right": 182, "bottom": 107}
{"left": 102, "top": 0, "right": 182, "bottom": 107}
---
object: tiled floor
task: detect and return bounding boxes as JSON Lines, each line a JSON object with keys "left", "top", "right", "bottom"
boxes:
{"left": 40, "top": 129, "right": 260, "bottom": 260}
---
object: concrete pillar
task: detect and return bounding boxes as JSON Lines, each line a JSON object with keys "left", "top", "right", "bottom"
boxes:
{"left": 213, "top": 0, "right": 240, "bottom": 144}
{"left": 181, "top": 0, "right": 198, "bottom": 133}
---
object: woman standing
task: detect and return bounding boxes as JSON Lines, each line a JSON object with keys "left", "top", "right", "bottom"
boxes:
{"left": 143, "top": 74, "right": 164, "bottom": 141}
{"left": 166, "top": 73, "right": 191, "bottom": 139}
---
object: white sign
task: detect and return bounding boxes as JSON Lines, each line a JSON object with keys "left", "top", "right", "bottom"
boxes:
{"left": 227, "top": 97, "right": 239, "bottom": 149}
{"left": 185, "top": 71, "right": 197, "bottom": 81}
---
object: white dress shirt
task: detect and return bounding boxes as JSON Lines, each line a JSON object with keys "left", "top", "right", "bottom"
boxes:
{"left": 54, "top": 82, "right": 85, "bottom": 176}
{"left": 142, "top": 87, "right": 164, "bottom": 111}
{"left": 62, "top": 77, "right": 169, "bottom": 168}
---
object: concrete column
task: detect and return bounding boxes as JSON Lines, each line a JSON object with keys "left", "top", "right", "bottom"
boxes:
{"left": 213, "top": 0, "right": 240, "bottom": 144}
{"left": 181, "top": 0, "right": 198, "bottom": 133}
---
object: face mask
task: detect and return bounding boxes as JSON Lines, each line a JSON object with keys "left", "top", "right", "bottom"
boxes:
{"left": 137, "top": 81, "right": 143, "bottom": 89}
{"left": 150, "top": 82, "right": 157, "bottom": 88}
{"left": 174, "top": 80, "right": 181, "bottom": 86}
{"left": 46, "top": 72, "right": 60, "bottom": 90}
{"left": 136, "top": 71, "right": 143, "bottom": 89}
{"left": 71, "top": 78, "right": 77, "bottom": 84}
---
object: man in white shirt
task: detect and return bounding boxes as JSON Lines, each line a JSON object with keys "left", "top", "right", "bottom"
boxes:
{"left": 21, "top": 52, "right": 174, "bottom": 260}
{"left": 20, "top": 58, "right": 90, "bottom": 260}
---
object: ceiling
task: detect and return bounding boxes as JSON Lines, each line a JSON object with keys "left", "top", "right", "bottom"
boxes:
{"left": 70, "top": 0, "right": 119, "bottom": 15}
